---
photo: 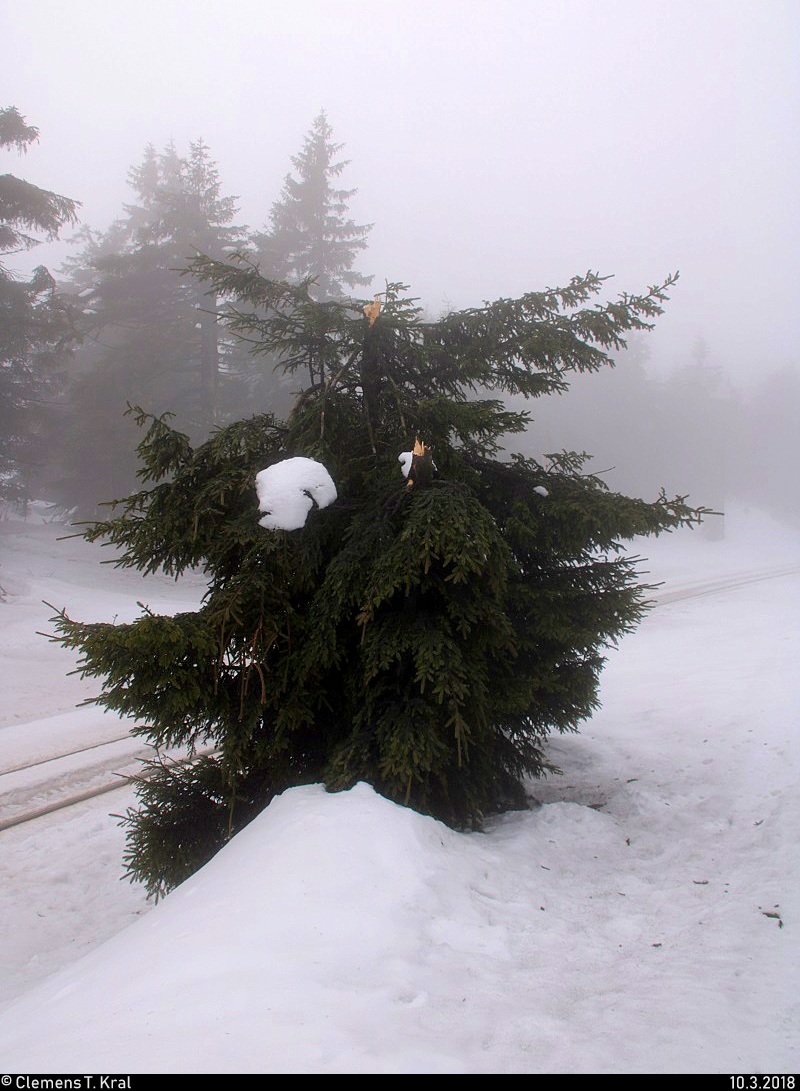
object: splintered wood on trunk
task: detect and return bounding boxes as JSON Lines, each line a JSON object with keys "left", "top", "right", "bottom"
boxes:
{"left": 407, "top": 437, "right": 435, "bottom": 489}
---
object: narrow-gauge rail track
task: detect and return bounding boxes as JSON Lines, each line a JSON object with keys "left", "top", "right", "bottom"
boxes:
{"left": 2, "top": 562, "right": 797, "bottom": 832}
{"left": 1, "top": 732, "right": 133, "bottom": 777}
{"left": 650, "top": 562, "right": 800, "bottom": 604}
{"left": 0, "top": 743, "right": 216, "bottom": 833}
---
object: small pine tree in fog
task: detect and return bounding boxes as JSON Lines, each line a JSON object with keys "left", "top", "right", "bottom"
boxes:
{"left": 49, "top": 261, "right": 706, "bottom": 899}
{"left": 252, "top": 111, "right": 371, "bottom": 300}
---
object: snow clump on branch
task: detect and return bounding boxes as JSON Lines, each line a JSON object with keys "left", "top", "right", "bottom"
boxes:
{"left": 255, "top": 457, "right": 337, "bottom": 531}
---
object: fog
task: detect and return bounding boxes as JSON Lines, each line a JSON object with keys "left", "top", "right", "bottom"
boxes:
{"left": 4, "top": 0, "right": 799, "bottom": 521}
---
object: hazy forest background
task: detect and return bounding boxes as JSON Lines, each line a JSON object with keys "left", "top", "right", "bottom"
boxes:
{"left": 1, "top": 101, "right": 797, "bottom": 529}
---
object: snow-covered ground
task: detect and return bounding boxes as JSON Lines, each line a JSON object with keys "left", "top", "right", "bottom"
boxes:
{"left": 0, "top": 504, "right": 797, "bottom": 1073}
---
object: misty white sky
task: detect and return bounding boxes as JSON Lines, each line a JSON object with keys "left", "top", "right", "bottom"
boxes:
{"left": 3, "top": 0, "right": 799, "bottom": 383}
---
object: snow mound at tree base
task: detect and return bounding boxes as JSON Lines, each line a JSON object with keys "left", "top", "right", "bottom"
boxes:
{"left": 0, "top": 783, "right": 504, "bottom": 1073}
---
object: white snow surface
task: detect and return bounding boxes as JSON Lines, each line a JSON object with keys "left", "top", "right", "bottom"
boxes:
{"left": 255, "top": 457, "right": 337, "bottom": 531}
{"left": 0, "top": 503, "right": 798, "bottom": 1073}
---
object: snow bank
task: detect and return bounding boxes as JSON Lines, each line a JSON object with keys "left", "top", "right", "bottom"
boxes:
{"left": 0, "top": 784, "right": 486, "bottom": 1073}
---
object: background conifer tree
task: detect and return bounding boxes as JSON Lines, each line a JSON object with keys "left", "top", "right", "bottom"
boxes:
{"left": 229, "top": 112, "right": 373, "bottom": 426}
{"left": 252, "top": 111, "right": 371, "bottom": 300}
{"left": 50, "top": 140, "right": 247, "bottom": 513}
{"left": 0, "top": 107, "right": 79, "bottom": 503}
{"left": 50, "top": 261, "right": 707, "bottom": 899}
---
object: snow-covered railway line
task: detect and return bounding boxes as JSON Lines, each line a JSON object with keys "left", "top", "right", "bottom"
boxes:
{"left": 0, "top": 739, "right": 214, "bottom": 833}
{"left": 650, "top": 561, "right": 800, "bottom": 604}
{"left": 2, "top": 562, "right": 797, "bottom": 834}
{"left": 0, "top": 734, "right": 159, "bottom": 832}
{"left": 1, "top": 731, "right": 133, "bottom": 776}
